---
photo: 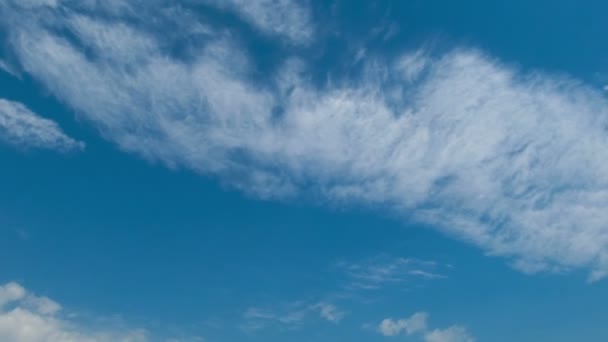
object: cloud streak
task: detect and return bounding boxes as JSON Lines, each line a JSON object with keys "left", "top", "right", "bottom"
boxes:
{"left": 3, "top": 1, "right": 608, "bottom": 281}
{"left": 242, "top": 301, "right": 345, "bottom": 332}
{"left": 0, "top": 99, "right": 84, "bottom": 152}
{"left": 337, "top": 256, "right": 447, "bottom": 291}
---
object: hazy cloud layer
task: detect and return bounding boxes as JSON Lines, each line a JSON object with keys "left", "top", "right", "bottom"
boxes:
{"left": 3, "top": 1, "right": 608, "bottom": 280}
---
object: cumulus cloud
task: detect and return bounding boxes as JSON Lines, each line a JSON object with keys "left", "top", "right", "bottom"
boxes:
{"left": 0, "top": 99, "right": 84, "bottom": 151}
{"left": 379, "top": 312, "right": 428, "bottom": 336}
{"left": 0, "top": 282, "right": 147, "bottom": 342}
{"left": 424, "top": 326, "right": 475, "bottom": 342}
{"left": 0, "top": 282, "right": 26, "bottom": 307}
{"left": 3, "top": 1, "right": 608, "bottom": 280}
{"left": 378, "top": 312, "right": 474, "bottom": 342}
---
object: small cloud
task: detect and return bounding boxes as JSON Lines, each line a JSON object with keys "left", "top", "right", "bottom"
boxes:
{"left": 379, "top": 312, "right": 428, "bottom": 336}
{"left": 0, "top": 60, "right": 20, "bottom": 78}
{"left": 424, "top": 326, "right": 475, "bottom": 342}
{"left": 337, "top": 255, "right": 448, "bottom": 291}
{"left": 0, "top": 99, "right": 85, "bottom": 152}
{"left": 353, "top": 48, "right": 367, "bottom": 65}
{"left": 312, "top": 302, "right": 346, "bottom": 324}
{"left": 0, "top": 282, "right": 26, "bottom": 308}
{"left": 242, "top": 300, "right": 345, "bottom": 332}
{"left": 243, "top": 307, "right": 277, "bottom": 321}
{"left": 241, "top": 305, "right": 305, "bottom": 333}
{"left": 377, "top": 311, "right": 474, "bottom": 342}
{"left": 407, "top": 270, "right": 446, "bottom": 280}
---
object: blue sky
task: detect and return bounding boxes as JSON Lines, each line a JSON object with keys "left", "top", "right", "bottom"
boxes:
{"left": 1, "top": 0, "right": 608, "bottom": 341}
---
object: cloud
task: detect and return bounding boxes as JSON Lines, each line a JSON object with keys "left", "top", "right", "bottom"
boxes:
{"left": 7, "top": 0, "right": 58, "bottom": 9}
{"left": 242, "top": 301, "right": 345, "bottom": 332}
{"left": 424, "top": 326, "right": 475, "bottom": 342}
{"left": 0, "top": 59, "right": 20, "bottom": 77}
{"left": 312, "top": 302, "right": 345, "bottom": 323}
{"left": 0, "top": 282, "right": 147, "bottom": 342}
{"left": 0, "top": 282, "right": 26, "bottom": 308}
{"left": 337, "top": 256, "right": 448, "bottom": 291}
{"left": 379, "top": 312, "right": 428, "bottom": 336}
{"left": 201, "top": 0, "right": 314, "bottom": 43}
{"left": 378, "top": 312, "right": 474, "bottom": 342}
{"left": 3, "top": 1, "right": 608, "bottom": 280}
{"left": 396, "top": 50, "right": 429, "bottom": 82}
{"left": 0, "top": 99, "right": 84, "bottom": 152}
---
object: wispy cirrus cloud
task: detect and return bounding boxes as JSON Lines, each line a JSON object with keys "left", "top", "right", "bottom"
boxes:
{"left": 0, "top": 59, "right": 20, "bottom": 78}
{"left": 0, "top": 98, "right": 84, "bottom": 152}
{"left": 336, "top": 256, "right": 448, "bottom": 291}
{"left": 3, "top": 0, "right": 608, "bottom": 281}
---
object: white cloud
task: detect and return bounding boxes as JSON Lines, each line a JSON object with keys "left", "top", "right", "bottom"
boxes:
{"left": 4, "top": 1, "right": 608, "bottom": 280}
{"left": 312, "top": 302, "right": 345, "bottom": 323}
{"left": 378, "top": 312, "right": 474, "bottom": 342}
{"left": 23, "top": 296, "right": 62, "bottom": 316}
{"left": 201, "top": 0, "right": 314, "bottom": 43}
{"left": 0, "top": 282, "right": 147, "bottom": 342}
{"left": 395, "top": 50, "right": 429, "bottom": 82}
{"left": 424, "top": 326, "right": 475, "bottom": 342}
{"left": 0, "top": 99, "right": 84, "bottom": 152}
{"left": 379, "top": 312, "right": 428, "bottom": 336}
{"left": 337, "top": 256, "right": 447, "bottom": 290}
{"left": 0, "top": 59, "right": 20, "bottom": 77}
{"left": 242, "top": 301, "right": 345, "bottom": 332}
{"left": 0, "top": 283, "right": 26, "bottom": 308}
